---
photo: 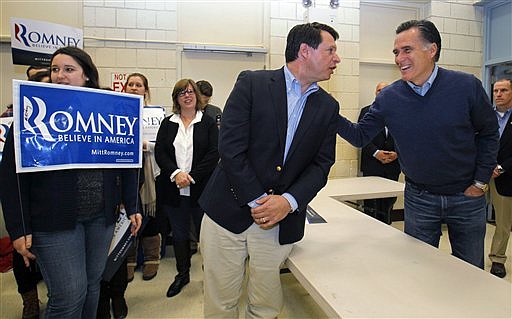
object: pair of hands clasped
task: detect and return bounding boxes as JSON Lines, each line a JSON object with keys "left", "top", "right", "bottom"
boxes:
{"left": 251, "top": 194, "right": 292, "bottom": 229}
{"left": 375, "top": 150, "right": 398, "bottom": 164}
{"left": 175, "top": 171, "right": 194, "bottom": 189}
{"left": 13, "top": 214, "right": 143, "bottom": 267}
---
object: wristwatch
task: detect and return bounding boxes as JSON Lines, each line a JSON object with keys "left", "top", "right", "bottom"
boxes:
{"left": 473, "top": 181, "right": 488, "bottom": 192}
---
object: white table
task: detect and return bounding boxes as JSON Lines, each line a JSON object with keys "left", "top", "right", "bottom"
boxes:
{"left": 320, "top": 176, "right": 404, "bottom": 202}
{"left": 286, "top": 177, "right": 512, "bottom": 318}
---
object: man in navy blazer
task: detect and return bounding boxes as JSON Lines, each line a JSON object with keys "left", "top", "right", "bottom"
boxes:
{"left": 198, "top": 22, "right": 341, "bottom": 318}
{"left": 489, "top": 78, "right": 512, "bottom": 278}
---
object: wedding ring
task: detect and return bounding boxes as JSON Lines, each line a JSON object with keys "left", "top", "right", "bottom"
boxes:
{"left": 262, "top": 217, "right": 267, "bottom": 223}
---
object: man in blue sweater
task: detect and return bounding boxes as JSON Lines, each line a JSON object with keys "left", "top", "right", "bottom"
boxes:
{"left": 337, "top": 19, "right": 499, "bottom": 268}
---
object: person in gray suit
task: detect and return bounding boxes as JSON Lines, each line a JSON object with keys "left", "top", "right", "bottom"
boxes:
{"left": 198, "top": 22, "right": 341, "bottom": 318}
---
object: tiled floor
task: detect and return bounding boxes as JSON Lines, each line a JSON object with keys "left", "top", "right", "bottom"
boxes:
{"left": 0, "top": 220, "right": 510, "bottom": 318}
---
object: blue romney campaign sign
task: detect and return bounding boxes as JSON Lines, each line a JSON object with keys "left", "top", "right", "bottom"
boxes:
{"left": 13, "top": 80, "right": 143, "bottom": 173}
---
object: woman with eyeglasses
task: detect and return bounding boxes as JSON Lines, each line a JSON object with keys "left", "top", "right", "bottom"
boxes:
{"left": 154, "top": 79, "right": 219, "bottom": 298}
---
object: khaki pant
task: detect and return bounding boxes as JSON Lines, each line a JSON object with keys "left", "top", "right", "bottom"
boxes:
{"left": 200, "top": 214, "right": 293, "bottom": 319}
{"left": 489, "top": 179, "right": 512, "bottom": 264}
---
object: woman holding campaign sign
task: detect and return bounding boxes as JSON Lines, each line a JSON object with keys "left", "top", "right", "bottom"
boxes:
{"left": 154, "top": 79, "right": 219, "bottom": 298}
{"left": 0, "top": 46, "right": 142, "bottom": 319}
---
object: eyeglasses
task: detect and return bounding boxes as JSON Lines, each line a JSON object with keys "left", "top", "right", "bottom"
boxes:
{"left": 178, "top": 89, "right": 194, "bottom": 97}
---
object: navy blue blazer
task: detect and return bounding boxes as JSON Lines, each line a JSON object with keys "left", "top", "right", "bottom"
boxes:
{"left": 495, "top": 113, "right": 512, "bottom": 196}
{"left": 198, "top": 68, "right": 339, "bottom": 245}
{"left": 154, "top": 113, "right": 219, "bottom": 207}
{"left": 357, "top": 105, "right": 400, "bottom": 181}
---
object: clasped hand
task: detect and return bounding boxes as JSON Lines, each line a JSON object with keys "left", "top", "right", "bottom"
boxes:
{"left": 376, "top": 150, "right": 398, "bottom": 164}
{"left": 251, "top": 195, "right": 291, "bottom": 229}
{"left": 175, "top": 171, "right": 194, "bottom": 189}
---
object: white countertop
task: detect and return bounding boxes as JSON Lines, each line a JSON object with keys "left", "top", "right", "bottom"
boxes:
{"left": 287, "top": 177, "right": 512, "bottom": 318}
{"left": 320, "top": 176, "right": 404, "bottom": 201}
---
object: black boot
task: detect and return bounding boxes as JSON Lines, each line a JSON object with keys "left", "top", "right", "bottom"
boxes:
{"left": 111, "top": 297, "right": 128, "bottom": 319}
{"left": 166, "top": 241, "right": 190, "bottom": 298}
{"left": 96, "top": 282, "right": 111, "bottom": 319}
{"left": 110, "top": 259, "right": 128, "bottom": 319}
{"left": 21, "top": 288, "right": 40, "bottom": 319}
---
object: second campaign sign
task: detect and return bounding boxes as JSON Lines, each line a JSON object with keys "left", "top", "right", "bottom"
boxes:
{"left": 13, "top": 80, "right": 143, "bottom": 173}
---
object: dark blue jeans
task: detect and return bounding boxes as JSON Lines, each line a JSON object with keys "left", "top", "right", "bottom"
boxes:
{"left": 404, "top": 182, "right": 486, "bottom": 268}
{"left": 32, "top": 215, "right": 114, "bottom": 319}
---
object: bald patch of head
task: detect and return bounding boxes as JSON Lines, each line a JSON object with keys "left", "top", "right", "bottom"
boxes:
{"left": 375, "top": 82, "right": 388, "bottom": 96}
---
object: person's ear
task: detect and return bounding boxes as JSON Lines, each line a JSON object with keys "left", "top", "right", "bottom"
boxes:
{"left": 429, "top": 43, "right": 438, "bottom": 59}
{"left": 298, "top": 43, "right": 311, "bottom": 60}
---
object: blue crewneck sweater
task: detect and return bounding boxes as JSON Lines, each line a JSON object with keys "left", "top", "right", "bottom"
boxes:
{"left": 338, "top": 68, "right": 499, "bottom": 194}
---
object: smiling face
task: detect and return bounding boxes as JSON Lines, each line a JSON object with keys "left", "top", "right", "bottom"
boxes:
{"left": 177, "top": 84, "right": 197, "bottom": 113}
{"left": 50, "top": 54, "right": 88, "bottom": 87}
{"left": 393, "top": 27, "right": 437, "bottom": 86}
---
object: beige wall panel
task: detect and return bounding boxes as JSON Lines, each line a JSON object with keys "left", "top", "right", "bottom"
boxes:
{"left": 180, "top": 51, "right": 266, "bottom": 110}
{"left": 360, "top": 3, "right": 418, "bottom": 63}
{"left": 177, "top": 2, "right": 264, "bottom": 46}
{"left": 1, "top": 1, "right": 82, "bottom": 36}
{"left": 359, "top": 63, "right": 401, "bottom": 108}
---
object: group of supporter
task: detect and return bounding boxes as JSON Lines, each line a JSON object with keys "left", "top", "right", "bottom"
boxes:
{"left": 0, "top": 18, "right": 510, "bottom": 319}
{"left": 0, "top": 48, "right": 221, "bottom": 318}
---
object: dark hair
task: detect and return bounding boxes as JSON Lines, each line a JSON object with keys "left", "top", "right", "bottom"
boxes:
{"left": 396, "top": 19, "right": 442, "bottom": 62}
{"left": 28, "top": 69, "right": 50, "bottom": 83}
{"left": 196, "top": 80, "right": 213, "bottom": 97}
{"left": 171, "top": 79, "right": 201, "bottom": 114}
{"left": 494, "top": 78, "right": 512, "bottom": 88}
{"left": 50, "top": 46, "right": 100, "bottom": 89}
{"left": 285, "top": 22, "right": 339, "bottom": 63}
{"left": 126, "top": 73, "right": 151, "bottom": 103}
{"left": 26, "top": 65, "right": 48, "bottom": 78}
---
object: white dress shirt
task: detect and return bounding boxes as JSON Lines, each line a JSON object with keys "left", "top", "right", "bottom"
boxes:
{"left": 169, "top": 111, "right": 203, "bottom": 196}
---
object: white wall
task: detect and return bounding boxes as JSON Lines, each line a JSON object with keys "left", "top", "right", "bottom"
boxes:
{"left": 0, "top": 0, "right": 485, "bottom": 180}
